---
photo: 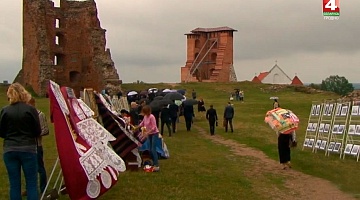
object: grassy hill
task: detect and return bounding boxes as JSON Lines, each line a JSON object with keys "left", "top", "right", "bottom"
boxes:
{"left": 0, "top": 82, "right": 359, "bottom": 199}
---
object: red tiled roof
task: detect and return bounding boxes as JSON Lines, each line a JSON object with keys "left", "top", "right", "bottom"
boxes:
{"left": 191, "top": 26, "right": 237, "bottom": 33}
{"left": 251, "top": 76, "right": 262, "bottom": 83}
{"left": 257, "top": 72, "right": 269, "bottom": 81}
{"left": 291, "top": 76, "right": 303, "bottom": 85}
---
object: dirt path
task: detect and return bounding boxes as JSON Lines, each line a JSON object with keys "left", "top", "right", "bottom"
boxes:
{"left": 194, "top": 125, "right": 357, "bottom": 200}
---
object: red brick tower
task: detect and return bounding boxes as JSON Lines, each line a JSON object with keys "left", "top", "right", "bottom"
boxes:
{"left": 16, "top": 0, "right": 121, "bottom": 96}
{"left": 181, "top": 27, "right": 237, "bottom": 82}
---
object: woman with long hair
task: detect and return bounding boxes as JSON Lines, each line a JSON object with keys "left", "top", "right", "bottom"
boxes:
{"left": 138, "top": 105, "right": 160, "bottom": 172}
{"left": 0, "top": 83, "right": 41, "bottom": 200}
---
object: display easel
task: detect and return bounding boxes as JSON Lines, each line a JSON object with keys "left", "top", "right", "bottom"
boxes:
{"left": 314, "top": 100, "right": 336, "bottom": 154}
{"left": 302, "top": 101, "right": 323, "bottom": 152}
{"left": 343, "top": 100, "right": 360, "bottom": 161}
{"left": 112, "top": 96, "right": 130, "bottom": 112}
{"left": 326, "top": 100, "right": 351, "bottom": 158}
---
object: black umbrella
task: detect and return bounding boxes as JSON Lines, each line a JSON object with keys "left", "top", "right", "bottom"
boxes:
{"left": 149, "top": 99, "right": 172, "bottom": 111}
{"left": 177, "top": 89, "right": 186, "bottom": 95}
{"left": 149, "top": 100, "right": 162, "bottom": 112}
{"left": 159, "top": 99, "right": 173, "bottom": 106}
{"left": 182, "top": 99, "right": 198, "bottom": 106}
{"left": 154, "top": 96, "right": 164, "bottom": 101}
{"left": 163, "top": 92, "right": 184, "bottom": 101}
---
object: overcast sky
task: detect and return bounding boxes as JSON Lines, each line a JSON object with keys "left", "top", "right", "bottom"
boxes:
{"left": 1, "top": 0, "right": 359, "bottom": 84}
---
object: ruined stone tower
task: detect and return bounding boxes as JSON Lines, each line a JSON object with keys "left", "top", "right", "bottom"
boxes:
{"left": 16, "top": 0, "right": 121, "bottom": 96}
{"left": 181, "top": 27, "right": 237, "bottom": 83}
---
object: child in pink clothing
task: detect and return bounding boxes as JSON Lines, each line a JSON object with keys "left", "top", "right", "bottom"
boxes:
{"left": 139, "top": 105, "right": 160, "bottom": 171}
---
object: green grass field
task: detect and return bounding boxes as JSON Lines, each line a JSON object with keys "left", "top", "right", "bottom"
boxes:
{"left": 0, "top": 82, "right": 359, "bottom": 199}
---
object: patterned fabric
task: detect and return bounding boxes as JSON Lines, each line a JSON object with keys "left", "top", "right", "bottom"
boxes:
{"left": 49, "top": 81, "right": 125, "bottom": 200}
{"left": 95, "top": 93, "right": 145, "bottom": 158}
{"left": 265, "top": 108, "right": 299, "bottom": 134}
{"left": 38, "top": 111, "right": 49, "bottom": 136}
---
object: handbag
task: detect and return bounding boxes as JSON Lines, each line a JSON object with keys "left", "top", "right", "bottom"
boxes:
{"left": 222, "top": 119, "right": 226, "bottom": 127}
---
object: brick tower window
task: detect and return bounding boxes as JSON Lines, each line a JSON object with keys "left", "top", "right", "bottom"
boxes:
{"left": 55, "top": 36, "right": 59, "bottom": 45}
{"left": 54, "top": 0, "right": 60, "bottom": 8}
{"left": 54, "top": 54, "right": 64, "bottom": 66}
{"left": 55, "top": 33, "right": 64, "bottom": 46}
{"left": 55, "top": 18, "right": 60, "bottom": 28}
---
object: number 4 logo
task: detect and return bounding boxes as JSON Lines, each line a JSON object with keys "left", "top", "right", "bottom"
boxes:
{"left": 323, "top": 0, "right": 340, "bottom": 15}
{"left": 325, "top": 0, "right": 337, "bottom": 10}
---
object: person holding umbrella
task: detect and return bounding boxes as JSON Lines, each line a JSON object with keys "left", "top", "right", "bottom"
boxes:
{"left": 160, "top": 104, "right": 172, "bottom": 136}
{"left": 168, "top": 101, "right": 179, "bottom": 133}
{"left": 273, "top": 99, "right": 280, "bottom": 109}
{"left": 182, "top": 101, "right": 194, "bottom": 131}
{"left": 206, "top": 105, "right": 218, "bottom": 135}
{"left": 278, "top": 130, "right": 295, "bottom": 169}
{"left": 264, "top": 108, "right": 298, "bottom": 169}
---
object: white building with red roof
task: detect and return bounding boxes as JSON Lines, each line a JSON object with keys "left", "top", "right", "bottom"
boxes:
{"left": 252, "top": 63, "right": 303, "bottom": 85}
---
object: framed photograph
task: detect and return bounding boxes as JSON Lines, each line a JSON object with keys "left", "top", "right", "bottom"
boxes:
{"left": 351, "top": 105, "right": 359, "bottom": 116}
{"left": 344, "top": 144, "right": 353, "bottom": 154}
{"left": 311, "top": 105, "right": 316, "bottom": 116}
{"left": 355, "top": 125, "right": 360, "bottom": 136}
{"left": 318, "top": 123, "right": 325, "bottom": 133}
{"left": 303, "top": 138, "right": 310, "bottom": 147}
{"left": 351, "top": 145, "right": 360, "bottom": 155}
{"left": 332, "top": 124, "right": 339, "bottom": 134}
{"left": 333, "top": 143, "right": 341, "bottom": 152}
{"left": 315, "top": 140, "right": 322, "bottom": 149}
{"left": 323, "top": 104, "right": 329, "bottom": 116}
{"left": 341, "top": 105, "right": 348, "bottom": 116}
{"left": 316, "top": 105, "right": 321, "bottom": 115}
{"left": 320, "top": 140, "right": 327, "bottom": 150}
{"left": 324, "top": 124, "right": 330, "bottom": 133}
{"left": 311, "top": 123, "right": 318, "bottom": 132}
{"left": 348, "top": 125, "right": 356, "bottom": 135}
{"left": 306, "top": 123, "right": 313, "bottom": 131}
{"left": 328, "top": 104, "right": 334, "bottom": 116}
{"left": 308, "top": 139, "right": 315, "bottom": 148}
{"left": 327, "top": 142, "right": 335, "bottom": 151}
{"left": 335, "top": 104, "right": 342, "bottom": 116}
{"left": 338, "top": 124, "right": 345, "bottom": 134}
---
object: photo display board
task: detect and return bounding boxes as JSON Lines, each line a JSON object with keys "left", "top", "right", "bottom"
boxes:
{"left": 343, "top": 100, "right": 360, "bottom": 161}
{"left": 326, "top": 101, "right": 351, "bottom": 158}
{"left": 303, "top": 101, "right": 323, "bottom": 152}
{"left": 314, "top": 100, "right": 336, "bottom": 154}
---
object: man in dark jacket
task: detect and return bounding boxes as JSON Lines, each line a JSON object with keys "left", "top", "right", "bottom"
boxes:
{"left": 223, "top": 102, "right": 234, "bottom": 132}
{"left": 183, "top": 103, "right": 194, "bottom": 131}
{"left": 160, "top": 105, "right": 172, "bottom": 136}
{"left": 206, "top": 105, "right": 218, "bottom": 135}
{"left": 168, "top": 103, "right": 179, "bottom": 133}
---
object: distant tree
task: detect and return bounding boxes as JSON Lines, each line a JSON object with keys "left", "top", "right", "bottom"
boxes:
{"left": 320, "top": 75, "right": 354, "bottom": 96}
{"left": 308, "top": 83, "right": 321, "bottom": 90}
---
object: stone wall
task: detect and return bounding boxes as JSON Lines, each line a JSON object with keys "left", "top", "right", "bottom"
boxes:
{"left": 16, "top": 0, "right": 121, "bottom": 96}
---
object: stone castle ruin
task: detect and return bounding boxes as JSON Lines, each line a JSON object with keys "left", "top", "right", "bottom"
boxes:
{"left": 15, "top": 0, "right": 121, "bottom": 96}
